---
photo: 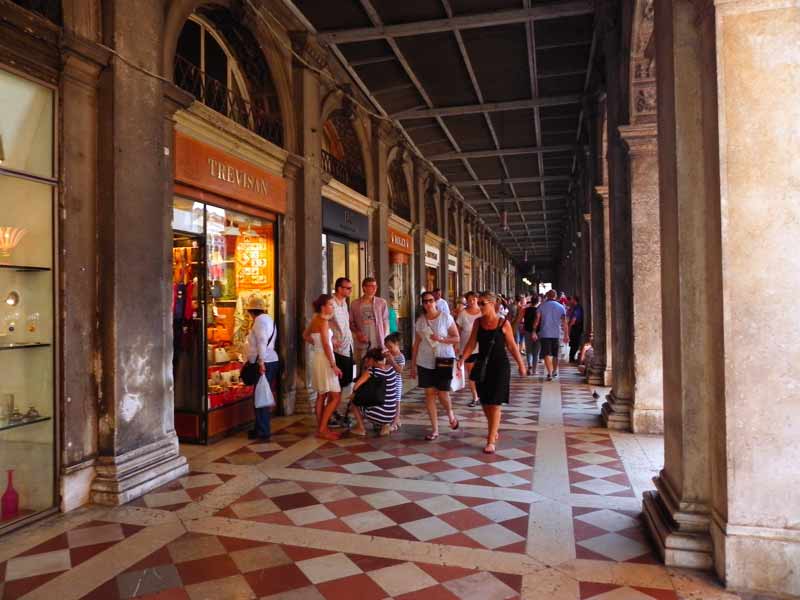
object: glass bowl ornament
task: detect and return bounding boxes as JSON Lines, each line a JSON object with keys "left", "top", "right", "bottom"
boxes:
{"left": 0, "top": 227, "right": 27, "bottom": 258}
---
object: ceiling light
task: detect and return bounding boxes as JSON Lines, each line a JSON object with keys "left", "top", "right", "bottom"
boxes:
{"left": 5, "top": 291, "right": 19, "bottom": 307}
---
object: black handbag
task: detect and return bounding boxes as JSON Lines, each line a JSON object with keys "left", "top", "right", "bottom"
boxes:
{"left": 470, "top": 318, "right": 506, "bottom": 384}
{"left": 240, "top": 323, "right": 276, "bottom": 386}
{"left": 353, "top": 371, "right": 386, "bottom": 407}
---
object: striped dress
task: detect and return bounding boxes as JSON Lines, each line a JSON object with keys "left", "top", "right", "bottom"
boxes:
{"left": 361, "top": 364, "right": 400, "bottom": 424}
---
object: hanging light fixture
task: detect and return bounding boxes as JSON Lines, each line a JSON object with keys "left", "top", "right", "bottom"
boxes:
{"left": 501, "top": 210, "right": 508, "bottom": 231}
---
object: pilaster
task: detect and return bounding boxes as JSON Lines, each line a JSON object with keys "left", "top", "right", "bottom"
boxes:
{"left": 588, "top": 187, "right": 612, "bottom": 386}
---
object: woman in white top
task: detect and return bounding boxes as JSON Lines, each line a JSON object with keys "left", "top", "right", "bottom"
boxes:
{"left": 303, "top": 294, "right": 344, "bottom": 440}
{"left": 410, "top": 291, "right": 461, "bottom": 440}
{"left": 245, "top": 295, "right": 279, "bottom": 440}
{"left": 456, "top": 291, "right": 482, "bottom": 407}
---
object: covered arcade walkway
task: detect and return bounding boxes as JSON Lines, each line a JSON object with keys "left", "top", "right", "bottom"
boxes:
{"left": 0, "top": 370, "right": 742, "bottom": 600}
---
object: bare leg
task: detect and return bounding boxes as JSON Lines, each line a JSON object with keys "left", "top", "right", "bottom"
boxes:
{"left": 465, "top": 362, "right": 478, "bottom": 403}
{"left": 437, "top": 391, "right": 457, "bottom": 428}
{"left": 315, "top": 392, "right": 327, "bottom": 427}
{"left": 484, "top": 405, "right": 501, "bottom": 452}
{"left": 318, "top": 392, "right": 342, "bottom": 439}
{"left": 553, "top": 354, "right": 560, "bottom": 375}
{"left": 349, "top": 404, "right": 367, "bottom": 434}
{"left": 424, "top": 387, "right": 439, "bottom": 437}
{"left": 544, "top": 356, "right": 554, "bottom": 376}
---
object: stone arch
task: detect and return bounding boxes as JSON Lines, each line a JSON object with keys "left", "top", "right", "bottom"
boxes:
{"left": 628, "top": 0, "right": 657, "bottom": 125}
{"left": 162, "top": 0, "right": 296, "bottom": 151}
{"left": 321, "top": 94, "right": 369, "bottom": 195}
{"left": 425, "top": 177, "right": 439, "bottom": 236}
{"left": 386, "top": 145, "right": 412, "bottom": 221}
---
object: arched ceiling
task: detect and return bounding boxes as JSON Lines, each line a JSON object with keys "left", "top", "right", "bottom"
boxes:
{"left": 280, "top": 0, "right": 597, "bottom": 267}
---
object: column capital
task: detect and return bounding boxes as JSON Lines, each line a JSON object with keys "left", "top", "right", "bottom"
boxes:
{"left": 619, "top": 123, "right": 658, "bottom": 156}
{"left": 583, "top": 212, "right": 592, "bottom": 223}
{"left": 289, "top": 31, "right": 328, "bottom": 70}
{"left": 594, "top": 185, "right": 610, "bottom": 202}
{"left": 283, "top": 153, "right": 304, "bottom": 180}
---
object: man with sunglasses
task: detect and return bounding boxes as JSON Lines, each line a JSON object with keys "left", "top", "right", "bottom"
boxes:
{"left": 330, "top": 277, "right": 355, "bottom": 427}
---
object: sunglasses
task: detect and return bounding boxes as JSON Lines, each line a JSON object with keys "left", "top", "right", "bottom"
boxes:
{"left": 478, "top": 301, "right": 490, "bottom": 307}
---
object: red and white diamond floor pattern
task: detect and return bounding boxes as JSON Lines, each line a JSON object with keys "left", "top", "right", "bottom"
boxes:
{"left": 0, "top": 363, "right": 740, "bottom": 599}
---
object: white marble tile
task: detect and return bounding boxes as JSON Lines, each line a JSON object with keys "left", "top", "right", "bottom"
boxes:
{"left": 361, "top": 490, "right": 408, "bottom": 509}
{"left": 416, "top": 495, "right": 468, "bottom": 515}
{"left": 572, "top": 478, "right": 629, "bottom": 496}
{"left": 445, "top": 457, "right": 483, "bottom": 468}
{"left": 474, "top": 501, "right": 527, "bottom": 523}
{"left": 285, "top": 504, "right": 336, "bottom": 526}
{"left": 167, "top": 533, "right": 227, "bottom": 563}
{"left": 66, "top": 523, "right": 124, "bottom": 548}
{"left": 258, "top": 480, "right": 305, "bottom": 498}
{"left": 436, "top": 468, "right": 476, "bottom": 483}
{"left": 444, "top": 571, "right": 518, "bottom": 600}
{"left": 341, "top": 510, "right": 396, "bottom": 533}
{"left": 573, "top": 465, "right": 624, "bottom": 479}
{"left": 465, "top": 523, "right": 525, "bottom": 549}
{"left": 5, "top": 549, "right": 71, "bottom": 581}
{"left": 143, "top": 489, "right": 192, "bottom": 508}
{"left": 231, "top": 498, "right": 281, "bottom": 519}
{"left": 179, "top": 473, "right": 224, "bottom": 489}
{"left": 308, "top": 485, "right": 355, "bottom": 503}
{"left": 185, "top": 574, "right": 255, "bottom": 600}
{"left": 387, "top": 465, "right": 430, "bottom": 478}
{"left": 400, "top": 516, "right": 458, "bottom": 541}
{"left": 577, "top": 532, "right": 652, "bottom": 562}
{"left": 526, "top": 499, "right": 576, "bottom": 565}
{"left": 296, "top": 552, "right": 361, "bottom": 584}
{"left": 343, "top": 461, "right": 382, "bottom": 474}
{"left": 575, "top": 509, "right": 639, "bottom": 533}
{"left": 230, "top": 543, "right": 292, "bottom": 573}
{"left": 491, "top": 460, "right": 530, "bottom": 473}
{"left": 399, "top": 453, "right": 438, "bottom": 465}
{"left": 368, "top": 562, "right": 438, "bottom": 596}
{"left": 484, "top": 472, "right": 530, "bottom": 487}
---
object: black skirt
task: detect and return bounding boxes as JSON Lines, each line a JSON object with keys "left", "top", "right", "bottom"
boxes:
{"left": 475, "top": 322, "right": 510, "bottom": 405}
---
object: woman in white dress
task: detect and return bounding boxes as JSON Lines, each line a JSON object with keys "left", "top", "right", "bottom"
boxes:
{"left": 456, "top": 291, "right": 482, "bottom": 407}
{"left": 303, "top": 294, "right": 343, "bottom": 440}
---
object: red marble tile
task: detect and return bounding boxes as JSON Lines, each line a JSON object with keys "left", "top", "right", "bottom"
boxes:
{"left": 575, "top": 545, "right": 614, "bottom": 561}
{"left": 371, "top": 457, "right": 409, "bottom": 470}
{"left": 138, "top": 589, "right": 192, "bottom": 600}
{"left": 632, "top": 586, "right": 679, "bottom": 599}
{"left": 346, "top": 554, "right": 405, "bottom": 573}
{"left": 439, "top": 509, "right": 493, "bottom": 531}
{"left": 251, "top": 512, "right": 293, "bottom": 525}
{"left": 501, "top": 516, "right": 530, "bottom": 537}
{"left": 572, "top": 520, "right": 609, "bottom": 542}
{"left": 282, "top": 545, "right": 335, "bottom": 562}
{"left": 245, "top": 563, "right": 312, "bottom": 596}
{"left": 493, "top": 571, "right": 523, "bottom": 592}
{"left": 120, "top": 523, "right": 146, "bottom": 538}
{"left": 430, "top": 533, "right": 483, "bottom": 548}
{"left": 80, "top": 577, "right": 121, "bottom": 600}
{"left": 379, "top": 503, "right": 434, "bottom": 524}
{"left": 2, "top": 571, "right": 65, "bottom": 598}
{"left": 271, "top": 492, "right": 320, "bottom": 511}
{"left": 579, "top": 581, "right": 620, "bottom": 598}
{"left": 367, "top": 525, "right": 418, "bottom": 541}
{"left": 217, "top": 535, "right": 271, "bottom": 553}
{"left": 311, "top": 519, "right": 353, "bottom": 533}
{"left": 175, "top": 554, "right": 239, "bottom": 585}
{"left": 16, "top": 533, "right": 69, "bottom": 557}
{"left": 325, "top": 497, "right": 374, "bottom": 517}
{"left": 417, "top": 562, "right": 475, "bottom": 582}
{"left": 184, "top": 485, "right": 220, "bottom": 501}
{"left": 316, "top": 573, "right": 387, "bottom": 600}
{"left": 126, "top": 546, "right": 173, "bottom": 572}
{"left": 70, "top": 541, "right": 119, "bottom": 567}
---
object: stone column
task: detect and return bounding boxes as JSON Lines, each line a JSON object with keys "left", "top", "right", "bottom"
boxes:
{"left": 414, "top": 165, "right": 429, "bottom": 294}
{"left": 59, "top": 31, "right": 110, "bottom": 510}
{"left": 439, "top": 191, "right": 449, "bottom": 297}
{"left": 581, "top": 212, "right": 593, "bottom": 336}
{"left": 621, "top": 123, "right": 663, "bottom": 433}
{"left": 588, "top": 187, "right": 612, "bottom": 386}
{"left": 456, "top": 204, "right": 465, "bottom": 297}
{"left": 290, "top": 35, "right": 325, "bottom": 414}
{"left": 642, "top": 0, "right": 717, "bottom": 570}
{"left": 91, "top": 1, "right": 188, "bottom": 504}
{"left": 709, "top": 0, "right": 800, "bottom": 594}
{"left": 371, "top": 129, "right": 391, "bottom": 291}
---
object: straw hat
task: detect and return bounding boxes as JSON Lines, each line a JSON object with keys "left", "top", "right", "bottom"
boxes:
{"left": 245, "top": 295, "right": 267, "bottom": 311}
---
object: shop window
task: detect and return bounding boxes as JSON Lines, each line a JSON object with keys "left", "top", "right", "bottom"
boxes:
{"left": 0, "top": 69, "right": 57, "bottom": 530}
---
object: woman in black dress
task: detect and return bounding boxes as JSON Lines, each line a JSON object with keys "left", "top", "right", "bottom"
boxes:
{"left": 458, "top": 291, "right": 526, "bottom": 453}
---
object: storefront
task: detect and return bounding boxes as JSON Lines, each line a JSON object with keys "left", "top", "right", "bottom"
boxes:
{"left": 172, "top": 131, "right": 286, "bottom": 443}
{"left": 387, "top": 225, "right": 413, "bottom": 351}
{"left": 322, "top": 197, "right": 369, "bottom": 294}
{"left": 447, "top": 249, "right": 458, "bottom": 306}
{"left": 424, "top": 243, "right": 440, "bottom": 293}
{"left": 0, "top": 68, "right": 57, "bottom": 531}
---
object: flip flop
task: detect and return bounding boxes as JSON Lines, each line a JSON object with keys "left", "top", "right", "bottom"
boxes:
{"left": 317, "top": 430, "right": 341, "bottom": 441}
{"left": 425, "top": 432, "right": 440, "bottom": 441}
{"left": 483, "top": 443, "right": 496, "bottom": 454}
{"left": 449, "top": 416, "right": 460, "bottom": 430}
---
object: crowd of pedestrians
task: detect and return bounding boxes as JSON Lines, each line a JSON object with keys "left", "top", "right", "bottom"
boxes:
{"left": 244, "top": 278, "right": 591, "bottom": 453}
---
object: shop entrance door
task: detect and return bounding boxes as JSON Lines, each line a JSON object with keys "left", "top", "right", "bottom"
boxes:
{"left": 172, "top": 232, "right": 207, "bottom": 439}
{"left": 325, "top": 234, "right": 362, "bottom": 293}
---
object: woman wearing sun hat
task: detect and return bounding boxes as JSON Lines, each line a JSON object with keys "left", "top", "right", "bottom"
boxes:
{"left": 245, "top": 294, "right": 279, "bottom": 440}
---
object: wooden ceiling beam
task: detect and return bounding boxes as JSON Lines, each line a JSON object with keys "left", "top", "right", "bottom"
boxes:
{"left": 392, "top": 95, "right": 581, "bottom": 119}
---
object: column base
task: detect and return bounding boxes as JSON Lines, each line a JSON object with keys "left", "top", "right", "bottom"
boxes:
{"left": 631, "top": 407, "right": 664, "bottom": 434}
{"left": 642, "top": 474, "right": 713, "bottom": 570}
{"left": 293, "top": 382, "right": 316, "bottom": 415}
{"left": 601, "top": 391, "right": 632, "bottom": 430}
{"left": 587, "top": 364, "right": 612, "bottom": 386}
{"left": 61, "top": 459, "right": 96, "bottom": 512}
{"left": 90, "top": 434, "right": 188, "bottom": 506}
{"left": 710, "top": 515, "right": 800, "bottom": 597}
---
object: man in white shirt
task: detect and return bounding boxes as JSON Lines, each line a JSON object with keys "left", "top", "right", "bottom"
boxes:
{"left": 433, "top": 288, "right": 450, "bottom": 316}
{"left": 330, "top": 277, "right": 354, "bottom": 426}
{"left": 244, "top": 296, "right": 279, "bottom": 440}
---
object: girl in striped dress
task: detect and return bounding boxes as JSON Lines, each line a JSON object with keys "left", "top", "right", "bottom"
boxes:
{"left": 349, "top": 348, "right": 400, "bottom": 437}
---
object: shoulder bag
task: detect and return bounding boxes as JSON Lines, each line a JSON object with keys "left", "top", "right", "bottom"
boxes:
{"left": 353, "top": 370, "right": 386, "bottom": 407}
{"left": 470, "top": 318, "right": 506, "bottom": 384}
{"left": 240, "top": 323, "right": 276, "bottom": 386}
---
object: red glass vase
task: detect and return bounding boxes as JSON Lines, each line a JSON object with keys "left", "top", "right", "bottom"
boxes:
{"left": 1, "top": 469, "right": 19, "bottom": 520}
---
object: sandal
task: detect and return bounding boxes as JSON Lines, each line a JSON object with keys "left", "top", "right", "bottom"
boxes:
{"left": 483, "top": 443, "right": 496, "bottom": 454}
{"left": 349, "top": 427, "right": 367, "bottom": 437}
{"left": 390, "top": 422, "right": 402, "bottom": 432}
{"left": 317, "top": 430, "right": 341, "bottom": 441}
{"left": 468, "top": 399, "right": 478, "bottom": 408}
{"left": 425, "top": 431, "right": 440, "bottom": 441}
{"left": 449, "top": 415, "right": 460, "bottom": 430}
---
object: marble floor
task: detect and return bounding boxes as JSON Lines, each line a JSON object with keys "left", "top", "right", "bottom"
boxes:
{"left": 0, "top": 364, "right": 749, "bottom": 599}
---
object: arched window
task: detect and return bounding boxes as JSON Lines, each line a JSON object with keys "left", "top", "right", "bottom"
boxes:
{"left": 174, "top": 12, "right": 283, "bottom": 146}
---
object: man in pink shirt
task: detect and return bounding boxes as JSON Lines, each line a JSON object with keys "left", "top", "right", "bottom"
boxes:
{"left": 350, "top": 277, "right": 390, "bottom": 370}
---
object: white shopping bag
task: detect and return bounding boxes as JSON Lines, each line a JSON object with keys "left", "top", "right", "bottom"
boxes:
{"left": 450, "top": 362, "right": 465, "bottom": 392}
{"left": 559, "top": 341, "right": 570, "bottom": 360}
{"left": 254, "top": 374, "right": 276, "bottom": 408}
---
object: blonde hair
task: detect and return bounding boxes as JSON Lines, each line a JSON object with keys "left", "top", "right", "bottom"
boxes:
{"left": 479, "top": 291, "right": 497, "bottom": 303}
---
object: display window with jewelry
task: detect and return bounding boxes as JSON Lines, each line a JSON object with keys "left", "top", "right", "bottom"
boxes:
{"left": 0, "top": 67, "right": 58, "bottom": 531}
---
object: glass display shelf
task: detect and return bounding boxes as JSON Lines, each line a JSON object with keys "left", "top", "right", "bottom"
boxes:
{"left": 0, "top": 416, "right": 51, "bottom": 432}
{"left": 0, "top": 264, "right": 52, "bottom": 272}
{"left": 0, "top": 342, "right": 51, "bottom": 351}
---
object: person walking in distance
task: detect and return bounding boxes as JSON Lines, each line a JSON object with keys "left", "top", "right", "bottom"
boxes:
{"left": 410, "top": 291, "right": 460, "bottom": 440}
{"left": 456, "top": 291, "right": 482, "bottom": 407}
{"left": 329, "top": 277, "right": 354, "bottom": 427}
{"left": 458, "top": 292, "right": 526, "bottom": 454}
{"left": 350, "top": 277, "right": 390, "bottom": 369}
{"left": 244, "top": 296, "right": 279, "bottom": 440}
{"left": 535, "top": 289, "right": 569, "bottom": 381}
{"left": 303, "top": 295, "right": 344, "bottom": 440}
{"left": 522, "top": 296, "right": 541, "bottom": 376}
{"left": 568, "top": 295, "right": 584, "bottom": 363}
{"left": 432, "top": 288, "right": 450, "bottom": 316}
